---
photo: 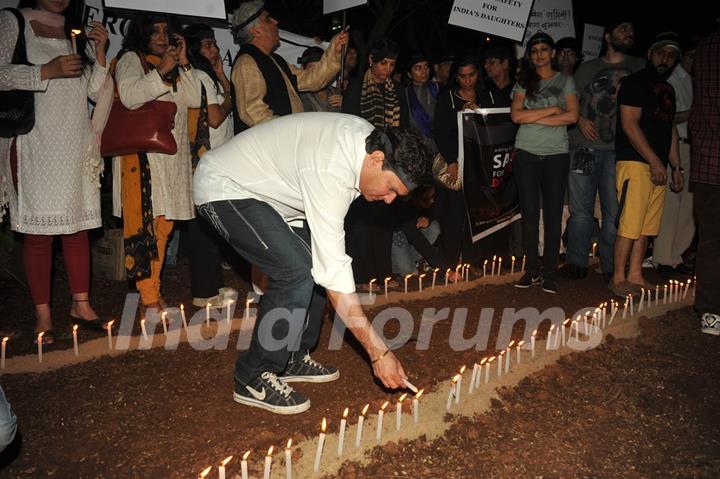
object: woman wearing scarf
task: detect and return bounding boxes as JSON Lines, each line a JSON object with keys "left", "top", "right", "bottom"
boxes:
{"left": 113, "top": 13, "right": 201, "bottom": 315}
{"left": 342, "top": 38, "right": 409, "bottom": 287}
{"left": 404, "top": 52, "right": 438, "bottom": 147}
{"left": 0, "top": 0, "right": 111, "bottom": 344}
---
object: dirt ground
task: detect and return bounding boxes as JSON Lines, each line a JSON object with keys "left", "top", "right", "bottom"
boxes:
{"left": 1, "top": 260, "right": 715, "bottom": 478}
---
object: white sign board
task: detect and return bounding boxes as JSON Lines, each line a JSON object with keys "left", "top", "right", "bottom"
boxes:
{"left": 521, "top": 0, "right": 574, "bottom": 45}
{"left": 103, "top": 0, "right": 227, "bottom": 20}
{"left": 582, "top": 23, "right": 604, "bottom": 60}
{"left": 448, "top": 0, "right": 533, "bottom": 42}
{"left": 323, "top": 0, "right": 367, "bottom": 15}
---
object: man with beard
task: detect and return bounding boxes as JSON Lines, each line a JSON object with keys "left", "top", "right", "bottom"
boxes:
{"left": 562, "top": 20, "right": 645, "bottom": 282}
{"left": 609, "top": 32, "right": 685, "bottom": 298}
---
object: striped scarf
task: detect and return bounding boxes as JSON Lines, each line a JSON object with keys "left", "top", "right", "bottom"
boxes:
{"left": 359, "top": 69, "right": 400, "bottom": 128}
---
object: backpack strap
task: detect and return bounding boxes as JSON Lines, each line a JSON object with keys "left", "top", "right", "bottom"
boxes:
{"left": 3, "top": 8, "right": 30, "bottom": 66}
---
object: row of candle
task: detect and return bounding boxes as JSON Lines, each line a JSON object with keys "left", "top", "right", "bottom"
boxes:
{"left": 482, "top": 254, "right": 527, "bottom": 277}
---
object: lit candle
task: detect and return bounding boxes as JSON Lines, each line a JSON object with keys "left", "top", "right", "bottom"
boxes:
{"left": 454, "top": 264, "right": 462, "bottom": 283}
{"left": 106, "top": 320, "right": 114, "bottom": 350}
{"left": 1, "top": 336, "right": 8, "bottom": 369}
{"left": 510, "top": 255, "right": 516, "bottom": 275}
{"left": 639, "top": 288, "right": 645, "bottom": 312}
{"left": 206, "top": 303, "right": 211, "bottom": 327}
{"left": 368, "top": 278, "right": 376, "bottom": 298}
{"left": 464, "top": 263, "right": 470, "bottom": 281}
{"left": 285, "top": 439, "right": 293, "bottom": 479}
{"left": 140, "top": 318, "right": 148, "bottom": 341}
{"left": 226, "top": 299, "right": 234, "bottom": 324}
{"left": 396, "top": 393, "right": 407, "bottom": 431}
{"left": 663, "top": 284, "right": 668, "bottom": 304}
{"left": 412, "top": 390, "right": 423, "bottom": 424}
{"left": 455, "top": 366, "right": 465, "bottom": 404}
{"left": 180, "top": 303, "right": 188, "bottom": 329}
{"left": 683, "top": 279, "right": 691, "bottom": 299}
{"left": 483, "top": 259, "right": 488, "bottom": 277}
{"left": 403, "top": 273, "right": 412, "bottom": 293}
{"left": 70, "top": 29, "right": 81, "bottom": 54}
{"left": 73, "top": 325, "right": 79, "bottom": 356}
{"left": 241, "top": 451, "right": 250, "bottom": 479}
{"left": 355, "top": 404, "right": 369, "bottom": 448}
{"left": 313, "top": 418, "right": 327, "bottom": 472}
{"left": 693, "top": 276, "right": 697, "bottom": 297}
{"left": 263, "top": 446, "right": 273, "bottom": 479}
{"left": 491, "top": 255, "right": 497, "bottom": 276}
{"left": 199, "top": 466, "right": 211, "bottom": 479}
{"left": 521, "top": 255, "right": 526, "bottom": 272}
{"left": 376, "top": 401, "right": 388, "bottom": 442}
{"left": 574, "top": 318, "right": 580, "bottom": 341}
{"left": 338, "top": 407, "right": 349, "bottom": 456}
{"left": 623, "top": 296, "right": 629, "bottom": 319}
{"left": 497, "top": 257, "right": 502, "bottom": 275}
{"left": 516, "top": 340, "right": 524, "bottom": 363}
{"left": 161, "top": 311, "right": 168, "bottom": 335}
{"left": 37, "top": 332, "right": 44, "bottom": 363}
{"left": 384, "top": 276, "right": 391, "bottom": 297}
{"left": 431, "top": 268, "right": 439, "bottom": 289}
{"left": 485, "top": 356, "right": 495, "bottom": 383}
{"left": 218, "top": 455, "right": 232, "bottom": 479}
{"left": 245, "top": 297, "right": 253, "bottom": 321}
{"left": 418, "top": 273, "right": 426, "bottom": 292}
{"left": 531, "top": 329, "right": 537, "bottom": 358}
{"left": 592, "top": 242, "right": 598, "bottom": 257}
{"left": 562, "top": 319, "right": 570, "bottom": 345}
{"left": 497, "top": 351, "right": 504, "bottom": 377}
{"left": 475, "top": 357, "right": 487, "bottom": 389}
{"left": 446, "top": 375, "right": 459, "bottom": 410}
{"left": 469, "top": 363, "right": 479, "bottom": 394}
{"left": 505, "top": 340, "right": 514, "bottom": 372}
{"left": 655, "top": 285, "right": 660, "bottom": 306}
{"left": 629, "top": 294, "right": 634, "bottom": 316}
{"left": 445, "top": 268, "right": 451, "bottom": 287}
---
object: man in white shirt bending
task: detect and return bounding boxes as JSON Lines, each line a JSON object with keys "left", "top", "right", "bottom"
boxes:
{"left": 193, "top": 112, "right": 433, "bottom": 414}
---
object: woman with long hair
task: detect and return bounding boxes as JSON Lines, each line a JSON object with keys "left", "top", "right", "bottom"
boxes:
{"left": 511, "top": 31, "right": 579, "bottom": 294}
{"left": 181, "top": 23, "right": 234, "bottom": 307}
{"left": 0, "top": 0, "right": 111, "bottom": 344}
{"left": 114, "top": 13, "right": 201, "bottom": 315}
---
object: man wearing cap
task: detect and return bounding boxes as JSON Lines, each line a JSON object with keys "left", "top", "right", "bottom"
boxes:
{"left": 298, "top": 46, "right": 343, "bottom": 113}
{"left": 228, "top": 0, "right": 348, "bottom": 132}
{"left": 610, "top": 32, "right": 685, "bottom": 298}
{"left": 562, "top": 20, "right": 645, "bottom": 282}
{"left": 483, "top": 46, "right": 515, "bottom": 107}
{"left": 193, "top": 112, "right": 433, "bottom": 414}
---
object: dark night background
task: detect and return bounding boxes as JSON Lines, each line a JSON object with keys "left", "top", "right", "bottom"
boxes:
{"left": 223, "top": 0, "right": 719, "bottom": 63}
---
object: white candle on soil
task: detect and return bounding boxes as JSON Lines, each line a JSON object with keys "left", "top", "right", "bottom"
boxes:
{"left": 630, "top": 294, "right": 634, "bottom": 316}
{"left": 455, "top": 367, "right": 465, "bottom": 404}
{"left": 497, "top": 351, "right": 504, "bottom": 377}
{"left": 483, "top": 259, "right": 488, "bottom": 277}
{"left": 445, "top": 269, "right": 451, "bottom": 287}
{"left": 475, "top": 358, "right": 487, "bottom": 388}
{"left": 1, "top": 337, "right": 8, "bottom": 369}
{"left": 464, "top": 263, "right": 470, "bottom": 281}
{"left": 205, "top": 303, "right": 211, "bottom": 327}
{"left": 285, "top": 439, "right": 293, "bottom": 479}
{"left": 446, "top": 376, "right": 458, "bottom": 410}
{"left": 497, "top": 257, "right": 502, "bottom": 275}
{"left": 245, "top": 298, "right": 253, "bottom": 321}
{"left": 683, "top": 279, "right": 691, "bottom": 299}
{"left": 241, "top": 451, "right": 250, "bottom": 479}
{"left": 140, "top": 319, "right": 148, "bottom": 341}
{"left": 396, "top": 393, "right": 407, "bottom": 431}
{"left": 37, "top": 332, "right": 44, "bottom": 363}
{"left": 516, "top": 340, "right": 524, "bottom": 363}
{"left": 368, "top": 278, "right": 376, "bottom": 298}
{"left": 663, "top": 284, "right": 668, "bottom": 304}
{"left": 226, "top": 300, "right": 234, "bottom": 324}
{"left": 263, "top": 446, "right": 273, "bottom": 479}
{"left": 531, "top": 330, "right": 537, "bottom": 358}
{"left": 161, "top": 311, "right": 168, "bottom": 335}
{"left": 431, "top": 268, "right": 439, "bottom": 290}
{"left": 180, "top": 303, "right": 188, "bottom": 329}
{"left": 505, "top": 341, "right": 514, "bottom": 372}
{"left": 485, "top": 357, "right": 495, "bottom": 383}
{"left": 418, "top": 273, "right": 426, "bottom": 292}
{"left": 561, "top": 319, "right": 570, "bottom": 345}
{"left": 491, "top": 255, "right": 496, "bottom": 276}
{"left": 72, "top": 325, "right": 79, "bottom": 356}
{"left": 106, "top": 320, "right": 114, "bottom": 350}
{"left": 404, "top": 274, "right": 412, "bottom": 294}
{"left": 521, "top": 255, "right": 526, "bottom": 272}
{"left": 355, "top": 404, "right": 369, "bottom": 448}
{"left": 655, "top": 286, "right": 660, "bottom": 306}
{"left": 639, "top": 288, "right": 645, "bottom": 312}
{"left": 469, "top": 363, "right": 479, "bottom": 394}
{"left": 412, "top": 390, "right": 423, "bottom": 424}
{"left": 510, "top": 256, "right": 516, "bottom": 275}
{"left": 454, "top": 264, "right": 462, "bottom": 283}
{"left": 384, "top": 276, "right": 391, "bottom": 297}
{"left": 218, "top": 456, "right": 232, "bottom": 479}
{"left": 376, "top": 402, "right": 388, "bottom": 442}
{"left": 313, "top": 418, "right": 327, "bottom": 472}
{"left": 338, "top": 408, "right": 348, "bottom": 457}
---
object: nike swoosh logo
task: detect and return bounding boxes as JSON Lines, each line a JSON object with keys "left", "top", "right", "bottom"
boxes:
{"left": 246, "top": 385, "right": 266, "bottom": 400}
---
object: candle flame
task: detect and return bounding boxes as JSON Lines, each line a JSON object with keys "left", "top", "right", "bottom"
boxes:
{"left": 199, "top": 466, "right": 212, "bottom": 478}
{"left": 549, "top": 324, "right": 555, "bottom": 331}
{"left": 488, "top": 356, "right": 495, "bottom": 363}
{"left": 380, "top": 401, "right": 389, "bottom": 411}
{"left": 483, "top": 259, "right": 488, "bottom": 265}
{"left": 493, "top": 255, "right": 496, "bottom": 260}
{"left": 508, "top": 340, "right": 515, "bottom": 348}
{"left": 286, "top": 438, "right": 292, "bottom": 449}
{"left": 71, "top": 28, "right": 82, "bottom": 35}
{"left": 384, "top": 276, "right": 392, "bottom": 282}
{"left": 2, "top": 337, "right": 8, "bottom": 343}
{"left": 38, "top": 331, "right": 44, "bottom": 339}
{"left": 563, "top": 318, "right": 570, "bottom": 325}
{"left": 405, "top": 273, "right": 413, "bottom": 279}
{"left": 499, "top": 350, "right": 505, "bottom": 357}
{"left": 512, "top": 255, "right": 515, "bottom": 261}
{"left": 419, "top": 273, "right": 426, "bottom": 279}
{"left": 369, "top": 278, "right": 376, "bottom": 283}
{"left": 532, "top": 329, "right": 537, "bottom": 337}
{"left": 162, "top": 311, "right": 167, "bottom": 318}
{"left": 267, "top": 446, "right": 273, "bottom": 456}
{"left": 180, "top": 303, "right": 184, "bottom": 310}
{"left": 517, "top": 340, "right": 525, "bottom": 347}
{"left": 221, "top": 456, "right": 232, "bottom": 466}
{"left": 107, "top": 320, "right": 114, "bottom": 328}
{"left": 228, "top": 299, "right": 234, "bottom": 305}
{"left": 398, "top": 393, "right": 408, "bottom": 402}
{"left": 452, "top": 373, "right": 461, "bottom": 383}
{"left": 433, "top": 268, "right": 440, "bottom": 273}
{"left": 361, "top": 403, "right": 369, "bottom": 416}
{"left": 415, "top": 389, "right": 423, "bottom": 399}
{"left": 242, "top": 451, "right": 251, "bottom": 461}
{"left": 321, "top": 417, "right": 327, "bottom": 432}
{"left": 445, "top": 268, "right": 451, "bottom": 273}
{"left": 480, "top": 357, "right": 487, "bottom": 365}
{"left": 342, "top": 407, "right": 349, "bottom": 418}
{"left": 459, "top": 365, "right": 466, "bottom": 374}
{"left": 73, "top": 324, "right": 78, "bottom": 332}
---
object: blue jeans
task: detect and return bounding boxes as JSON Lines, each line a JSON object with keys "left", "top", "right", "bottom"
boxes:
{"left": 0, "top": 386, "right": 17, "bottom": 452}
{"left": 391, "top": 220, "right": 441, "bottom": 275}
{"left": 566, "top": 147, "right": 618, "bottom": 273}
{"left": 198, "top": 199, "right": 327, "bottom": 385}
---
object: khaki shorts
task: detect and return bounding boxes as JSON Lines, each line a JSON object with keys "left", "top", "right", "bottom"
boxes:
{"left": 616, "top": 161, "right": 666, "bottom": 240}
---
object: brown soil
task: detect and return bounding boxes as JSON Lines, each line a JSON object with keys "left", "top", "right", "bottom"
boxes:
{"left": 1, "top": 262, "right": 713, "bottom": 478}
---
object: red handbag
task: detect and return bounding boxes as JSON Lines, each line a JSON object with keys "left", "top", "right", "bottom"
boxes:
{"left": 100, "top": 52, "right": 178, "bottom": 157}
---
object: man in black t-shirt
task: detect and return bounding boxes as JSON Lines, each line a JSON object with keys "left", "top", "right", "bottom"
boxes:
{"left": 610, "top": 32, "right": 685, "bottom": 298}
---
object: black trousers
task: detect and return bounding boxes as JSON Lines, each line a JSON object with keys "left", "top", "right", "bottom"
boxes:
{"left": 187, "top": 216, "right": 225, "bottom": 298}
{"left": 693, "top": 183, "right": 720, "bottom": 315}
{"left": 513, "top": 150, "right": 570, "bottom": 276}
{"left": 345, "top": 197, "right": 395, "bottom": 283}
{"left": 435, "top": 187, "right": 472, "bottom": 268}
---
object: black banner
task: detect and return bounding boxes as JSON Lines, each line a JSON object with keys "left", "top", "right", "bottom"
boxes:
{"left": 459, "top": 109, "right": 520, "bottom": 242}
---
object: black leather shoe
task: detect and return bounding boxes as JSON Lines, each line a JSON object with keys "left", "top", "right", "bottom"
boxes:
{"left": 557, "top": 264, "right": 588, "bottom": 280}
{"left": 71, "top": 316, "right": 114, "bottom": 332}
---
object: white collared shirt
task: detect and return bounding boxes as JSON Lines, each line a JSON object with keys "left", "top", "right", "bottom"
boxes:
{"left": 193, "top": 112, "right": 372, "bottom": 293}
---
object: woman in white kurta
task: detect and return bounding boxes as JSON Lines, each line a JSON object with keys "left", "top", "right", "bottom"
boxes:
{"left": 114, "top": 14, "right": 201, "bottom": 312}
{"left": 0, "top": 0, "right": 111, "bottom": 343}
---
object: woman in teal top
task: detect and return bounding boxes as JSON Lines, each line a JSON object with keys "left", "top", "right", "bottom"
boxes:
{"left": 511, "top": 31, "right": 579, "bottom": 293}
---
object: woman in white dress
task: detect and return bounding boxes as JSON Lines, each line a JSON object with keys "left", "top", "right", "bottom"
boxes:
{"left": 0, "top": 0, "right": 111, "bottom": 344}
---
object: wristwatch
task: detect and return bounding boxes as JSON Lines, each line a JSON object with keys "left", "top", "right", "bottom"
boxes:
{"left": 671, "top": 165, "right": 684, "bottom": 174}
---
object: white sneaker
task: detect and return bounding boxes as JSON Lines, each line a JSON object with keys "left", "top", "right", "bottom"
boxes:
{"left": 701, "top": 313, "right": 720, "bottom": 336}
{"left": 642, "top": 256, "right": 654, "bottom": 269}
